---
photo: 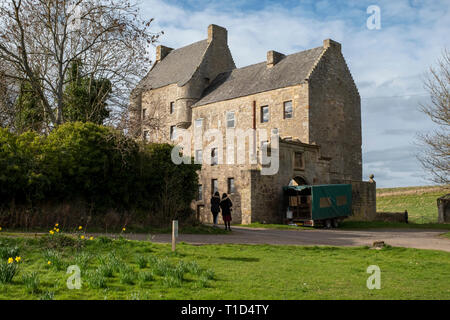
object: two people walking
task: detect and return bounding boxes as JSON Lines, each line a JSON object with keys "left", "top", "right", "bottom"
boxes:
{"left": 210, "top": 192, "right": 233, "bottom": 231}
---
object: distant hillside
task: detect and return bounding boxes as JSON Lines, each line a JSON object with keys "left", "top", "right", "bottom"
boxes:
{"left": 376, "top": 186, "right": 449, "bottom": 224}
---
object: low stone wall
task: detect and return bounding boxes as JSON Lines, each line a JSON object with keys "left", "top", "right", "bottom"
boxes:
{"left": 347, "top": 181, "right": 377, "bottom": 221}
{"left": 375, "top": 212, "right": 408, "bottom": 223}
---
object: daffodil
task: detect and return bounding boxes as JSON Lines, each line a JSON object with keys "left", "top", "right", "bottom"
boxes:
{"left": 49, "top": 230, "right": 55, "bottom": 235}
{"left": 15, "top": 257, "right": 21, "bottom": 263}
{"left": 55, "top": 223, "right": 59, "bottom": 227}
{"left": 7, "top": 258, "right": 14, "bottom": 264}
{"left": 89, "top": 237, "right": 94, "bottom": 241}
{"left": 80, "top": 235, "right": 85, "bottom": 240}
{"left": 78, "top": 226, "right": 83, "bottom": 230}
{"left": 56, "top": 229, "right": 60, "bottom": 233}
{"left": 0, "top": 227, "right": 2, "bottom": 231}
{"left": 122, "top": 228, "right": 126, "bottom": 232}
{"left": 47, "top": 261, "right": 52, "bottom": 265}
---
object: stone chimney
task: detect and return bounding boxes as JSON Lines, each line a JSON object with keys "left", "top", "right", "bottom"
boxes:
{"left": 208, "top": 24, "right": 228, "bottom": 44}
{"left": 156, "top": 45, "right": 173, "bottom": 62}
{"left": 323, "top": 39, "right": 341, "bottom": 51}
{"left": 267, "top": 50, "right": 285, "bottom": 68}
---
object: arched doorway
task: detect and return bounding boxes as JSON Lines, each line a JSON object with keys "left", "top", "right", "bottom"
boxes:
{"left": 294, "top": 176, "right": 308, "bottom": 186}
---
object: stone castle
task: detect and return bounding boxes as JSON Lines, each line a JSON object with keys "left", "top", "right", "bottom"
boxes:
{"left": 131, "top": 24, "right": 376, "bottom": 224}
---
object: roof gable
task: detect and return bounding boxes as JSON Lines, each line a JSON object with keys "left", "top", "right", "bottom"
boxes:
{"left": 136, "top": 40, "right": 209, "bottom": 91}
{"left": 194, "top": 46, "right": 324, "bottom": 107}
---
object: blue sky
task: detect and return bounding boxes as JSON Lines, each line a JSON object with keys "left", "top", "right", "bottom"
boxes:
{"left": 140, "top": 0, "right": 450, "bottom": 188}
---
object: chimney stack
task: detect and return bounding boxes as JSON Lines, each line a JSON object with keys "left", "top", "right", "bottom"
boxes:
{"left": 323, "top": 39, "right": 341, "bottom": 51}
{"left": 156, "top": 45, "right": 173, "bottom": 62}
{"left": 267, "top": 50, "right": 285, "bottom": 68}
{"left": 208, "top": 24, "right": 228, "bottom": 44}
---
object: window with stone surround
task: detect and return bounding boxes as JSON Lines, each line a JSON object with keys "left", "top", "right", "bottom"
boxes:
{"left": 198, "top": 185, "right": 203, "bottom": 201}
{"left": 211, "top": 148, "right": 218, "bottom": 166}
{"left": 211, "top": 179, "right": 218, "bottom": 195}
{"left": 294, "top": 152, "right": 304, "bottom": 169}
{"left": 195, "top": 149, "right": 203, "bottom": 164}
{"left": 170, "top": 125, "right": 177, "bottom": 140}
{"left": 226, "top": 111, "right": 235, "bottom": 128}
{"left": 170, "top": 102, "right": 175, "bottom": 114}
{"left": 284, "top": 101, "right": 293, "bottom": 119}
{"left": 142, "top": 108, "right": 147, "bottom": 120}
{"left": 261, "top": 105, "right": 269, "bottom": 123}
{"left": 228, "top": 178, "right": 235, "bottom": 194}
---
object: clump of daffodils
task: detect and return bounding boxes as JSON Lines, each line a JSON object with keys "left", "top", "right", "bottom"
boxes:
{"left": 7, "top": 257, "right": 21, "bottom": 264}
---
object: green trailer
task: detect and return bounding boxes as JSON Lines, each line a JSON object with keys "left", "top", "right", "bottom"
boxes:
{"left": 283, "top": 184, "right": 352, "bottom": 228}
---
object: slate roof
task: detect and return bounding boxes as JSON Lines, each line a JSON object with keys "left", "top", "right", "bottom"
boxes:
{"left": 194, "top": 46, "right": 324, "bottom": 107}
{"left": 136, "top": 40, "right": 210, "bottom": 91}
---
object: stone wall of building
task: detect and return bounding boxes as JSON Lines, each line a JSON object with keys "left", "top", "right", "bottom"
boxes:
{"left": 308, "top": 40, "right": 362, "bottom": 183}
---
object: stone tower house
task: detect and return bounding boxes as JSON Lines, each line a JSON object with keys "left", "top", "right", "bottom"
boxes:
{"left": 131, "top": 25, "right": 376, "bottom": 224}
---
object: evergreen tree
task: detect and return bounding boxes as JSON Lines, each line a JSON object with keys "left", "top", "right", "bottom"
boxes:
{"left": 14, "top": 80, "right": 45, "bottom": 133}
{"left": 63, "top": 61, "right": 112, "bottom": 124}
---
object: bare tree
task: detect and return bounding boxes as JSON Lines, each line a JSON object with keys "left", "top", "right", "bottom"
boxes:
{"left": 417, "top": 49, "right": 450, "bottom": 185}
{"left": 0, "top": 60, "right": 19, "bottom": 128}
{"left": 0, "top": 0, "right": 161, "bottom": 130}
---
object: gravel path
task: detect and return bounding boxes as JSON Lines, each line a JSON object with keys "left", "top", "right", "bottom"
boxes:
{"left": 101, "top": 227, "right": 450, "bottom": 252}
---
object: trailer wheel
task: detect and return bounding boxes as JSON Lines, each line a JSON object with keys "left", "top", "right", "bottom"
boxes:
{"left": 332, "top": 219, "right": 339, "bottom": 229}
{"left": 324, "top": 219, "right": 332, "bottom": 229}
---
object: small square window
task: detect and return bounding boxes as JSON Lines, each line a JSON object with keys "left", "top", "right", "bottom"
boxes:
{"left": 170, "top": 126, "right": 177, "bottom": 140}
{"left": 261, "top": 106, "right": 269, "bottom": 123}
{"left": 228, "top": 178, "right": 235, "bottom": 194}
{"left": 284, "top": 101, "right": 293, "bottom": 119}
{"left": 211, "top": 179, "right": 218, "bottom": 195}
{"left": 226, "top": 112, "right": 235, "bottom": 128}
{"left": 170, "top": 102, "right": 175, "bottom": 114}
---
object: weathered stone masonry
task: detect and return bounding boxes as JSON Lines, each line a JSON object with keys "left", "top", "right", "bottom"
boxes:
{"left": 131, "top": 25, "right": 376, "bottom": 224}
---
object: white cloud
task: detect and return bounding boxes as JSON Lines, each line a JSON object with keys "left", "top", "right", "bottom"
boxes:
{"left": 140, "top": 0, "right": 449, "bottom": 188}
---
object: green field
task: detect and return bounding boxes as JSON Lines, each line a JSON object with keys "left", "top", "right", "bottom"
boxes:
{"left": 377, "top": 186, "right": 448, "bottom": 224}
{"left": 0, "top": 234, "right": 449, "bottom": 300}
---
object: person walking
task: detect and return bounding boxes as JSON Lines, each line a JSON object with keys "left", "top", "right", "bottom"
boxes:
{"left": 210, "top": 192, "right": 221, "bottom": 227}
{"left": 220, "top": 193, "right": 233, "bottom": 231}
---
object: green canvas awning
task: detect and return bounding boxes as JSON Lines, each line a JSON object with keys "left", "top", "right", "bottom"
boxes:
{"left": 284, "top": 184, "right": 352, "bottom": 220}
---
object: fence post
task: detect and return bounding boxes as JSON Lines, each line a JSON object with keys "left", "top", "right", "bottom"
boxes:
{"left": 172, "top": 220, "right": 178, "bottom": 252}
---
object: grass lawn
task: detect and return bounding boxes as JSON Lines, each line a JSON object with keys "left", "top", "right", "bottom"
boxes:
{"left": 377, "top": 187, "right": 448, "bottom": 224}
{"left": 0, "top": 234, "right": 449, "bottom": 300}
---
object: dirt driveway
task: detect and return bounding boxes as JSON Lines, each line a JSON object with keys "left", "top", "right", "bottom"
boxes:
{"left": 118, "top": 227, "right": 450, "bottom": 252}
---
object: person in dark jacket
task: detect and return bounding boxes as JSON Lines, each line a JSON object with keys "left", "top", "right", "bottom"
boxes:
{"left": 210, "top": 192, "right": 221, "bottom": 227}
{"left": 219, "top": 193, "right": 233, "bottom": 231}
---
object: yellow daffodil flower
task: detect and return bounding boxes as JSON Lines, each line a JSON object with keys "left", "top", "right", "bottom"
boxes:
{"left": 80, "top": 235, "right": 85, "bottom": 240}
{"left": 49, "top": 230, "right": 55, "bottom": 235}
{"left": 47, "top": 261, "right": 52, "bottom": 265}
{"left": 56, "top": 229, "right": 60, "bottom": 233}
{"left": 89, "top": 237, "right": 94, "bottom": 241}
{"left": 55, "top": 223, "right": 59, "bottom": 227}
{"left": 78, "top": 226, "right": 83, "bottom": 230}
{"left": 15, "top": 257, "right": 21, "bottom": 263}
{"left": 122, "top": 228, "right": 126, "bottom": 232}
{"left": 8, "top": 258, "right": 14, "bottom": 264}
